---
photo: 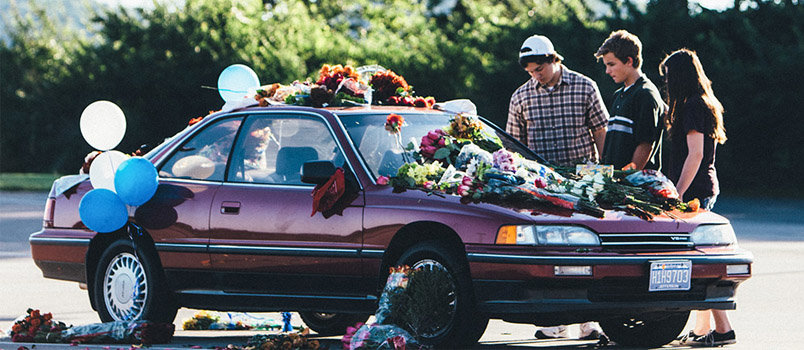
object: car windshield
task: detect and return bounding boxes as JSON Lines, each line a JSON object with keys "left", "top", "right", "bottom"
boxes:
{"left": 339, "top": 112, "right": 542, "bottom": 179}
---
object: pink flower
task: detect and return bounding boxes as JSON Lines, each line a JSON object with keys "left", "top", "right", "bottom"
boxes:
{"left": 462, "top": 176, "right": 473, "bottom": 186}
{"left": 438, "top": 138, "right": 446, "bottom": 147}
{"left": 376, "top": 176, "right": 389, "bottom": 185}
{"left": 421, "top": 145, "right": 437, "bottom": 157}
{"left": 457, "top": 185, "right": 471, "bottom": 197}
{"left": 423, "top": 181, "right": 435, "bottom": 190}
{"left": 388, "top": 335, "right": 407, "bottom": 350}
{"left": 427, "top": 130, "right": 441, "bottom": 140}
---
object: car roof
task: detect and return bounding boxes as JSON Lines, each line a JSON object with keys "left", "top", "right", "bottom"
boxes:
{"left": 225, "top": 104, "right": 451, "bottom": 116}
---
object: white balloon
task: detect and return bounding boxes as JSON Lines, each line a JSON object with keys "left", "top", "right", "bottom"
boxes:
{"left": 217, "top": 64, "right": 260, "bottom": 102}
{"left": 89, "top": 150, "right": 129, "bottom": 191}
{"left": 172, "top": 155, "right": 215, "bottom": 179}
{"left": 80, "top": 101, "right": 127, "bottom": 151}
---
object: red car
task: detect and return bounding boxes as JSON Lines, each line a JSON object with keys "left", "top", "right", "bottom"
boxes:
{"left": 30, "top": 105, "right": 752, "bottom": 347}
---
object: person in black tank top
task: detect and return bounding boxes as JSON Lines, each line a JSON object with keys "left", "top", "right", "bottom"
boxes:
{"left": 661, "top": 49, "right": 735, "bottom": 346}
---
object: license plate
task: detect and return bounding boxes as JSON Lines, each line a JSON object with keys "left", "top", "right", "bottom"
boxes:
{"left": 649, "top": 260, "right": 691, "bottom": 291}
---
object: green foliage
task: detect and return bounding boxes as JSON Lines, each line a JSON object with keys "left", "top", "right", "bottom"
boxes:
{"left": 1, "top": 0, "right": 802, "bottom": 195}
{"left": 0, "top": 173, "right": 62, "bottom": 191}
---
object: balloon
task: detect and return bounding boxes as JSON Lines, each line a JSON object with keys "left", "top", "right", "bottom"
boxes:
{"left": 80, "top": 101, "right": 127, "bottom": 150}
{"left": 172, "top": 155, "right": 215, "bottom": 179}
{"left": 217, "top": 64, "right": 260, "bottom": 102}
{"left": 115, "top": 157, "right": 159, "bottom": 206}
{"left": 79, "top": 188, "right": 128, "bottom": 233}
{"left": 89, "top": 150, "right": 129, "bottom": 191}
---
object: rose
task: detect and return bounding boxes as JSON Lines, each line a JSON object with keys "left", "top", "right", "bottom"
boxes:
{"left": 384, "top": 113, "right": 405, "bottom": 134}
{"left": 376, "top": 176, "right": 389, "bottom": 185}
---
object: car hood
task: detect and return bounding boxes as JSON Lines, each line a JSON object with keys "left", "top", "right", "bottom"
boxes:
{"left": 372, "top": 187, "right": 728, "bottom": 234}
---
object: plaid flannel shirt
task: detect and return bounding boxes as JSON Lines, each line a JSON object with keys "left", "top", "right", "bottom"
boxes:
{"left": 507, "top": 65, "right": 609, "bottom": 166}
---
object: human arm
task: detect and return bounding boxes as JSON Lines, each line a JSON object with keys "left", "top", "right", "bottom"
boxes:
{"left": 592, "top": 127, "right": 607, "bottom": 160}
{"left": 585, "top": 81, "right": 610, "bottom": 161}
{"left": 629, "top": 142, "right": 653, "bottom": 170}
{"left": 675, "top": 130, "right": 705, "bottom": 198}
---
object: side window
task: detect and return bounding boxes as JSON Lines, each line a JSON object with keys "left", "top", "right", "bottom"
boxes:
{"left": 228, "top": 114, "right": 343, "bottom": 185}
{"left": 158, "top": 118, "right": 242, "bottom": 181}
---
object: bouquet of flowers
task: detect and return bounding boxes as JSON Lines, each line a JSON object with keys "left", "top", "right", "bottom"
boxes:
{"left": 245, "top": 330, "right": 320, "bottom": 350}
{"left": 61, "top": 321, "right": 175, "bottom": 344}
{"left": 382, "top": 113, "right": 701, "bottom": 220}
{"left": 9, "top": 309, "right": 69, "bottom": 343}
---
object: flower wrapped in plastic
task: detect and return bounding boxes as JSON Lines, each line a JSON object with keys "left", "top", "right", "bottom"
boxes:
{"left": 453, "top": 143, "right": 493, "bottom": 170}
{"left": 375, "top": 266, "right": 411, "bottom": 325}
{"left": 346, "top": 323, "right": 418, "bottom": 350}
{"left": 60, "top": 321, "right": 174, "bottom": 344}
{"left": 625, "top": 169, "right": 680, "bottom": 200}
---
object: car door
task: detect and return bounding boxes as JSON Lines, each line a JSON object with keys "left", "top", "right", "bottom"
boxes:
{"left": 138, "top": 116, "right": 243, "bottom": 290}
{"left": 209, "top": 111, "right": 366, "bottom": 297}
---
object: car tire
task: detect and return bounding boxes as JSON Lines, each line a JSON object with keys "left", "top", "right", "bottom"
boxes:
{"left": 299, "top": 312, "right": 370, "bottom": 336}
{"left": 93, "top": 238, "right": 177, "bottom": 323}
{"left": 396, "top": 240, "right": 487, "bottom": 348}
{"left": 599, "top": 311, "right": 690, "bottom": 347}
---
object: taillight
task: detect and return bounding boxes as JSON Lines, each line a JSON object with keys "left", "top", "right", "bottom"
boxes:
{"left": 43, "top": 197, "right": 55, "bottom": 228}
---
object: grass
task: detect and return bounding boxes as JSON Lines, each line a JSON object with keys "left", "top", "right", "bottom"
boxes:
{"left": 0, "top": 173, "right": 62, "bottom": 191}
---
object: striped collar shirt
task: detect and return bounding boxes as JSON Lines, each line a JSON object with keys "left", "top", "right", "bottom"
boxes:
{"left": 507, "top": 65, "right": 609, "bottom": 166}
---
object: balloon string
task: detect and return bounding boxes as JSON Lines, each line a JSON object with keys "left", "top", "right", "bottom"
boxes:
{"left": 201, "top": 85, "right": 249, "bottom": 93}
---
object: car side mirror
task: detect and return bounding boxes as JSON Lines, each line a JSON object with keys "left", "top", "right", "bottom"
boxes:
{"left": 301, "top": 160, "right": 336, "bottom": 185}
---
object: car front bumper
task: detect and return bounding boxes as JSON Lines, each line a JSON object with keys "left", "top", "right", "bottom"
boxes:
{"left": 466, "top": 250, "right": 753, "bottom": 321}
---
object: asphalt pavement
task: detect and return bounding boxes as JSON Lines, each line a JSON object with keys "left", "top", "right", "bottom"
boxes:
{"left": 1, "top": 190, "right": 802, "bottom": 349}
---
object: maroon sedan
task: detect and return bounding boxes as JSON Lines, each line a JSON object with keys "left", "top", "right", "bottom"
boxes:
{"left": 30, "top": 105, "right": 752, "bottom": 347}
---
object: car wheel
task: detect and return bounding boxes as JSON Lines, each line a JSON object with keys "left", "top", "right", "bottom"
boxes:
{"left": 93, "top": 238, "right": 177, "bottom": 323}
{"left": 396, "top": 240, "right": 487, "bottom": 348}
{"left": 599, "top": 311, "right": 690, "bottom": 347}
{"left": 299, "top": 312, "right": 370, "bottom": 336}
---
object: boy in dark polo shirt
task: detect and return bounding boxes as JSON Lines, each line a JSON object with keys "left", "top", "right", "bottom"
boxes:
{"left": 595, "top": 30, "right": 666, "bottom": 170}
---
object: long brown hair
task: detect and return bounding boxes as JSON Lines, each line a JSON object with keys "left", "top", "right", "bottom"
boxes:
{"left": 659, "top": 49, "right": 727, "bottom": 144}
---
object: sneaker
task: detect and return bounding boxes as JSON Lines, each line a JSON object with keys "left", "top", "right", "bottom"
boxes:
{"left": 534, "top": 325, "right": 568, "bottom": 339}
{"left": 690, "top": 330, "right": 736, "bottom": 346}
{"left": 677, "top": 330, "right": 706, "bottom": 344}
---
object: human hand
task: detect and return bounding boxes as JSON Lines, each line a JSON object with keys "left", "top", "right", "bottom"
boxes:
{"left": 621, "top": 162, "right": 637, "bottom": 171}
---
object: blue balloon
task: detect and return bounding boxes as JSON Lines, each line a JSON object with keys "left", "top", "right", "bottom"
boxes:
{"left": 115, "top": 157, "right": 159, "bottom": 206}
{"left": 79, "top": 188, "right": 128, "bottom": 233}
{"left": 217, "top": 64, "right": 260, "bottom": 102}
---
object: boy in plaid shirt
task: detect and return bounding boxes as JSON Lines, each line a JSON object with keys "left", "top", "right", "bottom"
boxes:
{"left": 507, "top": 34, "right": 609, "bottom": 167}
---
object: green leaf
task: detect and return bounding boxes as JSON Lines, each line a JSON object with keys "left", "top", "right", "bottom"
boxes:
{"left": 434, "top": 147, "right": 450, "bottom": 159}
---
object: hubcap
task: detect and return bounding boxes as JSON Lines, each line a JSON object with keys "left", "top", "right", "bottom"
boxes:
{"left": 103, "top": 252, "right": 147, "bottom": 321}
{"left": 411, "top": 259, "right": 457, "bottom": 338}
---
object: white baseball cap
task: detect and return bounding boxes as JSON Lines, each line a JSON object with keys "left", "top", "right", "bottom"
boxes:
{"left": 519, "top": 35, "right": 559, "bottom": 58}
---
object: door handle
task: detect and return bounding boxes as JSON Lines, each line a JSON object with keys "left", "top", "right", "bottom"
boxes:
{"left": 221, "top": 201, "right": 241, "bottom": 215}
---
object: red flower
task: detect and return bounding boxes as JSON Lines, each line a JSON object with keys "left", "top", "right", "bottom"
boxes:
{"left": 188, "top": 116, "right": 203, "bottom": 126}
{"left": 384, "top": 113, "right": 405, "bottom": 134}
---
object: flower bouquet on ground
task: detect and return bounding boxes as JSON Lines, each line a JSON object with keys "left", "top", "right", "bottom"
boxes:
{"left": 9, "top": 309, "right": 69, "bottom": 343}
{"left": 60, "top": 320, "right": 175, "bottom": 345}
{"left": 244, "top": 329, "right": 320, "bottom": 350}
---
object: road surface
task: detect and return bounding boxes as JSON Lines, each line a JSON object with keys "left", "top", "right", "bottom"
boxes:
{"left": 1, "top": 191, "right": 802, "bottom": 349}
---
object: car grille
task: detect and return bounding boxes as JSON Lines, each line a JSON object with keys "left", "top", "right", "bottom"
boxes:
{"left": 598, "top": 233, "right": 694, "bottom": 250}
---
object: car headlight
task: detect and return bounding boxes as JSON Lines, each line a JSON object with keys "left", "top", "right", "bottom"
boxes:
{"left": 496, "top": 225, "right": 600, "bottom": 246}
{"left": 691, "top": 224, "right": 737, "bottom": 246}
